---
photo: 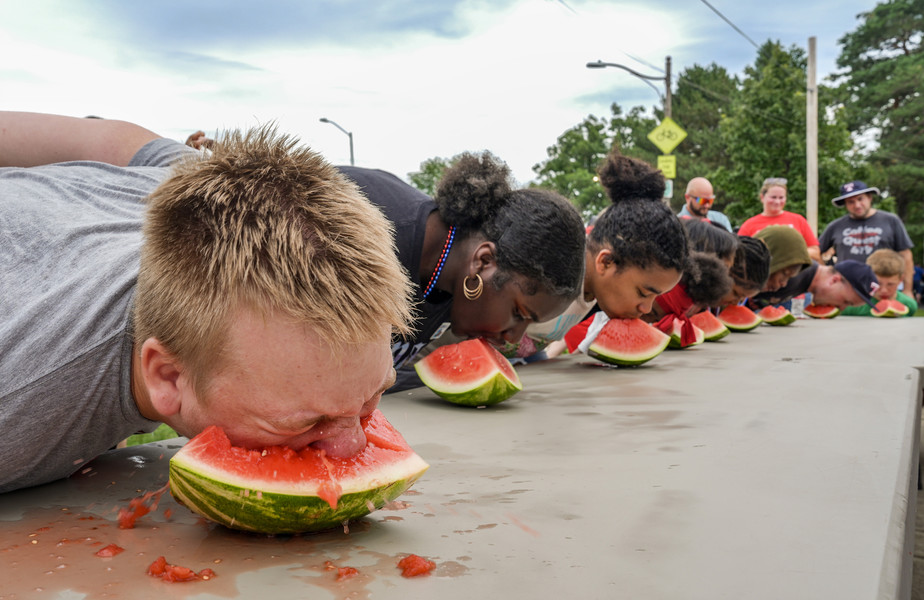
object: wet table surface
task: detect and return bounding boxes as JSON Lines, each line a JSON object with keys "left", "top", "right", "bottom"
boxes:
{"left": 2, "top": 317, "right": 923, "bottom": 600}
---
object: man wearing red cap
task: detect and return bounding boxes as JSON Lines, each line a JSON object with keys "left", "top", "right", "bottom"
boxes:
{"left": 819, "top": 180, "right": 914, "bottom": 291}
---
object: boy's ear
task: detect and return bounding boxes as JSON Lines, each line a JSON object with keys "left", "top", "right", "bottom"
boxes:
{"left": 139, "top": 338, "right": 184, "bottom": 418}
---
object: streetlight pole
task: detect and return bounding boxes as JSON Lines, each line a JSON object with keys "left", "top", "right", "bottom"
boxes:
{"left": 586, "top": 56, "right": 672, "bottom": 118}
{"left": 319, "top": 117, "right": 354, "bottom": 166}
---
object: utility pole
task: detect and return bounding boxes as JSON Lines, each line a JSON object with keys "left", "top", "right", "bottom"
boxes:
{"left": 664, "top": 56, "right": 672, "bottom": 119}
{"left": 806, "top": 37, "right": 818, "bottom": 234}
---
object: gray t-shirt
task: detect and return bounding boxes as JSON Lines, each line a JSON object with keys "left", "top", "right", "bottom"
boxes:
{"left": 0, "top": 138, "right": 196, "bottom": 493}
{"left": 818, "top": 210, "right": 913, "bottom": 260}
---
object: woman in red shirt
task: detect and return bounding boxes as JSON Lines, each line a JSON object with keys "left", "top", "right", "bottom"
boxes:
{"left": 737, "top": 177, "right": 821, "bottom": 262}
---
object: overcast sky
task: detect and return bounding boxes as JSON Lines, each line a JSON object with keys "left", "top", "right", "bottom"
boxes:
{"left": 2, "top": 0, "right": 878, "bottom": 185}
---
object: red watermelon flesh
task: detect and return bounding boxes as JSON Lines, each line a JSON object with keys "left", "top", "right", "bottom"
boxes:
{"left": 414, "top": 339, "right": 522, "bottom": 406}
{"left": 169, "top": 410, "right": 429, "bottom": 534}
{"left": 758, "top": 305, "right": 796, "bottom": 326}
{"left": 717, "top": 305, "right": 762, "bottom": 331}
{"left": 871, "top": 299, "right": 910, "bottom": 317}
{"left": 803, "top": 304, "right": 840, "bottom": 319}
{"left": 689, "top": 311, "right": 730, "bottom": 341}
{"left": 587, "top": 318, "right": 670, "bottom": 366}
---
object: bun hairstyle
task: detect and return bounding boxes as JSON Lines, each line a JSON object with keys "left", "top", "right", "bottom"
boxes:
{"left": 682, "top": 251, "right": 734, "bottom": 306}
{"left": 730, "top": 236, "right": 771, "bottom": 291}
{"left": 434, "top": 151, "right": 585, "bottom": 297}
{"left": 589, "top": 147, "right": 688, "bottom": 273}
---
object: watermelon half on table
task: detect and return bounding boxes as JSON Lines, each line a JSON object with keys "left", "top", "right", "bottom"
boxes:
{"left": 717, "top": 305, "right": 762, "bottom": 332}
{"left": 414, "top": 338, "right": 522, "bottom": 406}
{"left": 586, "top": 318, "right": 671, "bottom": 366}
{"left": 871, "top": 299, "right": 910, "bottom": 317}
{"left": 758, "top": 305, "right": 796, "bottom": 326}
{"left": 803, "top": 304, "right": 840, "bottom": 319}
{"left": 689, "top": 311, "right": 729, "bottom": 341}
{"left": 169, "top": 410, "right": 429, "bottom": 534}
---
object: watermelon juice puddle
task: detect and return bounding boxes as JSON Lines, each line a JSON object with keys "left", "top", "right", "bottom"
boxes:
{"left": 0, "top": 503, "right": 467, "bottom": 599}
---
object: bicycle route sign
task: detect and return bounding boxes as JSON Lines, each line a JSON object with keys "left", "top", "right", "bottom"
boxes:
{"left": 647, "top": 117, "right": 687, "bottom": 154}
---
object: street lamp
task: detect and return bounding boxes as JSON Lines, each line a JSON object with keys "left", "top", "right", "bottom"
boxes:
{"left": 319, "top": 117, "right": 354, "bottom": 166}
{"left": 586, "top": 56, "right": 672, "bottom": 118}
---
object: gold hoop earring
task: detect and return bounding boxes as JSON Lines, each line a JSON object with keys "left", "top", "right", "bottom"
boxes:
{"left": 463, "top": 274, "right": 484, "bottom": 300}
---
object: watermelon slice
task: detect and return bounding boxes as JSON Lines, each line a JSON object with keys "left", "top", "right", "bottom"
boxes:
{"left": 414, "top": 339, "right": 522, "bottom": 406}
{"left": 871, "top": 299, "right": 910, "bottom": 317}
{"left": 717, "top": 305, "right": 762, "bottom": 331}
{"left": 803, "top": 304, "right": 840, "bottom": 319}
{"left": 689, "top": 311, "right": 730, "bottom": 341}
{"left": 758, "top": 305, "right": 796, "bottom": 326}
{"left": 663, "top": 317, "right": 705, "bottom": 349}
{"left": 169, "top": 410, "right": 429, "bottom": 534}
{"left": 586, "top": 318, "right": 670, "bottom": 366}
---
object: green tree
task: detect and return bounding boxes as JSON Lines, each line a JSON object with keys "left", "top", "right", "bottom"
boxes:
{"left": 712, "top": 41, "right": 853, "bottom": 228}
{"left": 408, "top": 156, "right": 454, "bottom": 196}
{"left": 533, "top": 64, "right": 739, "bottom": 219}
{"left": 531, "top": 113, "right": 612, "bottom": 221}
{"left": 834, "top": 0, "right": 924, "bottom": 262}
{"left": 669, "top": 63, "right": 740, "bottom": 212}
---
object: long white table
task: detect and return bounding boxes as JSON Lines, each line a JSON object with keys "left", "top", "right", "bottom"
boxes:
{"left": 2, "top": 317, "right": 922, "bottom": 599}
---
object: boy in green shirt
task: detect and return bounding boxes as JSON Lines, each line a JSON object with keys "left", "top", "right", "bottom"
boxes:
{"left": 842, "top": 248, "right": 918, "bottom": 316}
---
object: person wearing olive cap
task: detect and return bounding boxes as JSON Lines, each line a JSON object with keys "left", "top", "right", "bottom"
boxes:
{"left": 752, "top": 225, "right": 812, "bottom": 293}
{"left": 819, "top": 180, "right": 914, "bottom": 291}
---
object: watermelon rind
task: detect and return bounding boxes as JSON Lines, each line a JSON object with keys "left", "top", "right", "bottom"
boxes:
{"left": 758, "top": 306, "right": 796, "bottom": 326}
{"left": 690, "top": 311, "right": 730, "bottom": 341}
{"left": 170, "top": 454, "right": 428, "bottom": 534}
{"left": 168, "top": 412, "right": 429, "bottom": 534}
{"left": 803, "top": 304, "right": 840, "bottom": 319}
{"left": 717, "top": 305, "right": 763, "bottom": 332}
{"left": 587, "top": 318, "right": 670, "bottom": 366}
{"left": 414, "top": 340, "right": 522, "bottom": 407}
{"left": 871, "top": 299, "right": 910, "bottom": 318}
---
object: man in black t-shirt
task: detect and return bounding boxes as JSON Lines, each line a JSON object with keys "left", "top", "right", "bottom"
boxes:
{"left": 819, "top": 180, "right": 913, "bottom": 290}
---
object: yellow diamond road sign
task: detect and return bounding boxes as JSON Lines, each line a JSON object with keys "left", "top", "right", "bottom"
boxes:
{"left": 647, "top": 117, "right": 687, "bottom": 154}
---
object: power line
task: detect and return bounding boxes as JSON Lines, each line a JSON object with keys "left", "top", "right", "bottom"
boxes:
{"left": 699, "top": 0, "right": 759, "bottom": 49}
{"left": 551, "top": 0, "right": 667, "bottom": 76}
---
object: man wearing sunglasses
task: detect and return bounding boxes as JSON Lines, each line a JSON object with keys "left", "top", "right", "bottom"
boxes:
{"left": 678, "top": 177, "right": 733, "bottom": 233}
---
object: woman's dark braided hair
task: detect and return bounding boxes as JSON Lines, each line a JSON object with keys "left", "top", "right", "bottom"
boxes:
{"left": 434, "top": 151, "right": 585, "bottom": 297}
{"left": 590, "top": 147, "right": 688, "bottom": 273}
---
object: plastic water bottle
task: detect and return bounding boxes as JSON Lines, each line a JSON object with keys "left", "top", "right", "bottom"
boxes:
{"left": 791, "top": 294, "right": 805, "bottom": 318}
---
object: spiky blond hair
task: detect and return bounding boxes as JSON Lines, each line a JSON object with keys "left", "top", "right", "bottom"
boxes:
{"left": 134, "top": 126, "right": 413, "bottom": 389}
{"left": 866, "top": 248, "right": 905, "bottom": 278}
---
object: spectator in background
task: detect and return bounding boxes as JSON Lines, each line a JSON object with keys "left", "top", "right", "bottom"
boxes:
{"left": 842, "top": 249, "right": 918, "bottom": 317}
{"left": 677, "top": 177, "right": 733, "bottom": 232}
{"left": 737, "top": 177, "right": 821, "bottom": 263}
{"left": 818, "top": 180, "right": 914, "bottom": 291}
